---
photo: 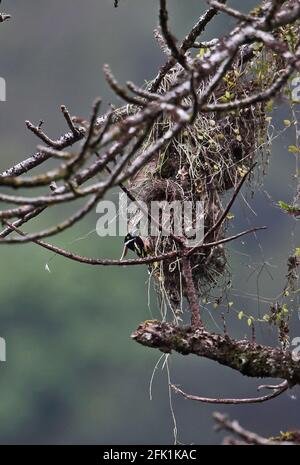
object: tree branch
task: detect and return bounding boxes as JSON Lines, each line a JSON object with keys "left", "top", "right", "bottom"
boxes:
{"left": 132, "top": 321, "right": 300, "bottom": 386}
{"left": 171, "top": 380, "right": 288, "bottom": 405}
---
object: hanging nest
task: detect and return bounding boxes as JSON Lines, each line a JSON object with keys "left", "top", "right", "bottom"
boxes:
{"left": 125, "top": 43, "right": 285, "bottom": 310}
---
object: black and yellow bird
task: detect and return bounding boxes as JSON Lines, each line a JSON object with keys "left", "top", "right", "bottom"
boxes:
{"left": 120, "top": 233, "right": 161, "bottom": 279}
{"left": 120, "top": 233, "right": 149, "bottom": 260}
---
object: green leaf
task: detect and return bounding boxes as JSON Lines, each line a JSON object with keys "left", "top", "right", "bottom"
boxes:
{"left": 265, "top": 100, "right": 273, "bottom": 113}
{"left": 238, "top": 311, "right": 244, "bottom": 320}
{"left": 247, "top": 318, "right": 253, "bottom": 326}
{"left": 288, "top": 145, "right": 300, "bottom": 153}
{"left": 278, "top": 200, "right": 290, "bottom": 210}
{"left": 219, "top": 95, "right": 228, "bottom": 103}
{"left": 198, "top": 48, "right": 206, "bottom": 59}
{"left": 282, "top": 303, "right": 289, "bottom": 314}
{"left": 278, "top": 200, "right": 300, "bottom": 215}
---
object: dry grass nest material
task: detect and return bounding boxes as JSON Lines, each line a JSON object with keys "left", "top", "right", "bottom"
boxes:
{"left": 126, "top": 51, "right": 276, "bottom": 307}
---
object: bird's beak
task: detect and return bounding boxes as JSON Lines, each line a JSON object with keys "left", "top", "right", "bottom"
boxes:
{"left": 120, "top": 245, "right": 128, "bottom": 260}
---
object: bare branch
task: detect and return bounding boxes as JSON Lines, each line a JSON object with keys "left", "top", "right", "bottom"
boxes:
{"left": 208, "top": 1, "right": 257, "bottom": 23}
{"left": 213, "top": 412, "right": 296, "bottom": 445}
{"left": 171, "top": 380, "right": 288, "bottom": 405}
{"left": 159, "top": 0, "right": 189, "bottom": 71}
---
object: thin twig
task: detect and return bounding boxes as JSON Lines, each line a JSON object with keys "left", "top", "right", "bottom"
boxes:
{"left": 172, "top": 380, "right": 288, "bottom": 404}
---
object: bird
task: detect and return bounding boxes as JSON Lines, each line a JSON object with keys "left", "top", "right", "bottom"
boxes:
{"left": 120, "top": 232, "right": 150, "bottom": 260}
{"left": 120, "top": 232, "right": 162, "bottom": 280}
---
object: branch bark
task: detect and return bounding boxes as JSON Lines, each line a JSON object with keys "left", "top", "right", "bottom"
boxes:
{"left": 213, "top": 412, "right": 298, "bottom": 445}
{"left": 132, "top": 321, "right": 300, "bottom": 386}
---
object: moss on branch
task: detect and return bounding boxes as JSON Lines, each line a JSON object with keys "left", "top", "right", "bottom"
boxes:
{"left": 132, "top": 321, "right": 300, "bottom": 385}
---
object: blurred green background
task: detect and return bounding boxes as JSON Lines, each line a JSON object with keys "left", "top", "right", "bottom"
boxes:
{"left": 0, "top": 0, "right": 299, "bottom": 444}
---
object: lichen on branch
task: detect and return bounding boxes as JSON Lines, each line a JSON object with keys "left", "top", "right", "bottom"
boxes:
{"left": 132, "top": 320, "right": 300, "bottom": 386}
